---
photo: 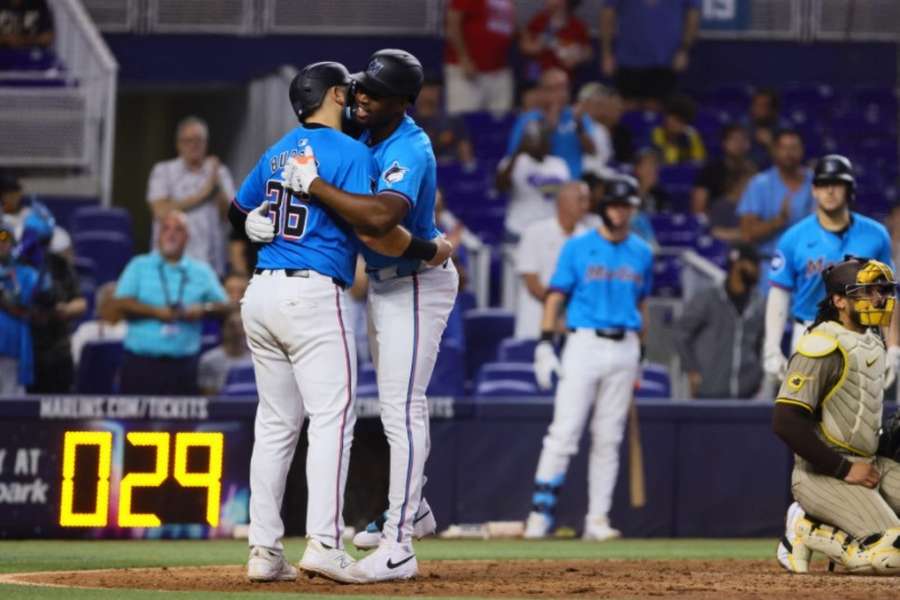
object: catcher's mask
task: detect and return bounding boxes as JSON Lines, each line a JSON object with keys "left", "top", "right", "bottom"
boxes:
{"left": 823, "top": 257, "right": 897, "bottom": 327}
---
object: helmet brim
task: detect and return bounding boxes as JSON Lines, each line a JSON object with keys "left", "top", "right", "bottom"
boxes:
{"left": 351, "top": 71, "right": 397, "bottom": 99}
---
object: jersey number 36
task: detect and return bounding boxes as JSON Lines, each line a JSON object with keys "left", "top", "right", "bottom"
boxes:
{"left": 266, "top": 179, "right": 308, "bottom": 240}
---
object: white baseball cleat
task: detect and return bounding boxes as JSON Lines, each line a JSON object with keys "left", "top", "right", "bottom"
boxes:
{"left": 298, "top": 539, "right": 361, "bottom": 583}
{"left": 247, "top": 546, "right": 298, "bottom": 582}
{"left": 353, "top": 498, "right": 438, "bottom": 550}
{"left": 348, "top": 540, "right": 418, "bottom": 582}
{"left": 523, "top": 511, "right": 553, "bottom": 539}
{"left": 776, "top": 502, "right": 812, "bottom": 574}
{"left": 583, "top": 516, "right": 622, "bottom": 542}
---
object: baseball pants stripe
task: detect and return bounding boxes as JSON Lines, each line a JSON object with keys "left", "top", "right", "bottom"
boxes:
{"left": 397, "top": 272, "right": 420, "bottom": 542}
{"left": 242, "top": 270, "right": 357, "bottom": 551}
{"left": 368, "top": 263, "right": 458, "bottom": 544}
{"left": 792, "top": 456, "right": 900, "bottom": 538}
{"left": 333, "top": 285, "right": 354, "bottom": 547}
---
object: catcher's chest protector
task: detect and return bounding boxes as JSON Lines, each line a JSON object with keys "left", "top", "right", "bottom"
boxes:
{"left": 813, "top": 321, "right": 885, "bottom": 456}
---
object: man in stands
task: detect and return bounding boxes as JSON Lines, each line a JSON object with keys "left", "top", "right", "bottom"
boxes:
{"left": 0, "top": 0, "right": 53, "bottom": 50}
{"left": 496, "top": 120, "right": 571, "bottom": 241}
{"left": 1, "top": 173, "right": 71, "bottom": 256}
{"left": 70, "top": 282, "right": 126, "bottom": 369}
{"left": 649, "top": 94, "right": 706, "bottom": 165}
{"left": 514, "top": 181, "right": 591, "bottom": 339}
{"left": 691, "top": 124, "right": 757, "bottom": 217}
{"left": 599, "top": 0, "right": 700, "bottom": 110}
{"left": 737, "top": 129, "right": 813, "bottom": 288}
{"left": 505, "top": 68, "right": 595, "bottom": 179}
{"left": 520, "top": 0, "right": 592, "bottom": 81}
{"left": 0, "top": 221, "right": 37, "bottom": 395}
{"left": 198, "top": 310, "right": 251, "bottom": 396}
{"left": 147, "top": 116, "right": 235, "bottom": 275}
{"left": 112, "top": 211, "right": 231, "bottom": 395}
{"left": 444, "top": 0, "right": 516, "bottom": 115}
{"left": 415, "top": 77, "right": 475, "bottom": 166}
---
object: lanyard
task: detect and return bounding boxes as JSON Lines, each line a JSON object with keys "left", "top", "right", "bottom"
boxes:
{"left": 158, "top": 262, "right": 187, "bottom": 308}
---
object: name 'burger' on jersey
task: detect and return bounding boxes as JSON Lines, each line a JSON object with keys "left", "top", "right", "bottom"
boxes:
{"left": 234, "top": 125, "right": 376, "bottom": 286}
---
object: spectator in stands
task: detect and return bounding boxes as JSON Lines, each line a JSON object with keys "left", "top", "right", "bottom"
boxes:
{"left": 514, "top": 181, "right": 590, "bottom": 339}
{"left": 27, "top": 237, "right": 86, "bottom": 393}
{"left": 737, "top": 129, "right": 813, "bottom": 273}
{"left": 691, "top": 124, "right": 756, "bottom": 216}
{"left": 227, "top": 229, "right": 256, "bottom": 277}
{"left": 497, "top": 120, "right": 571, "bottom": 241}
{"left": 744, "top": 88, "right": 788, "bottom": 169}
{"left": 505, "top": 68, "right": 595, "bottom": 179}
{"left": 520, "top": 0, "right": 591, "bottom": 81}
{"left": 578, "top": 83, "right": 634, "bottom": 170}
{"left": 650, "top": 94, "right": 706, "bottom": 165}
{"left": 675, "top": 244, "right": 764, "bottom": 399}
{"left": 415, "top": 78, "right": 475, "bottom": 166}
{"left": 197, "top": 311, "right": 251, "bottom": 396}
{"left": 444, "top": 0, "right": 516, "bottom": 115}
{"left": 599, "top": 0, "right": 700, "bottom": 110}
{"left": 1, "top": 173, "right": 71, "bottom": 256}
{"left": 708, "top": 167, "right": 755, "bottom": 245}
{"left": 70, "top": 282, "right": 126, "bottom": 368}
{"left": 223, "top": 272, "right": 248, "bottom": 304}
{"left": 0, "top": 222, "right": 37, "bottom": 394}
{"left": 0, "top": 0, "right": 53, "bottom": 50}
{"left": 147, "top": 116, "right": 235, "bottom": 275}
{"left": 519, "top": 81, "right": 544, "bottom": 113}
{"left": 113, "top": 211, "right": 231, "bottom": 395}
{"left": 633, "top": 147, "right": 670, "bottom": 213}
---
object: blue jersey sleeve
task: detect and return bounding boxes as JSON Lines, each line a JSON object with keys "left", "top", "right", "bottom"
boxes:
{"left": 736, "top": 176, "right": 763, "bottom": 217}
{"left": 235, "top": 153, "right": 268, "bottom": 213}
{"left": 114, "top": 258, "right": 141, "bottom": 299}
{"left": 374, "top": 144, "right": 427, "bottom": 208}
{"left": 641, "top": 252, "right": 654, "bottom": 300}
{"left": 549, "top": 238, "right": 579, "bottom": 294}
{"left": 769, "top": 230, "right": 796, "bottom": 290}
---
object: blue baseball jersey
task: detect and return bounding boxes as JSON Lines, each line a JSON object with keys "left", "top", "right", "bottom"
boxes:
{"left": 770, "top": 213, "right": 894, "bottom": 322}
{"left": 235, "top": 124, "right": 375, "bottom": 285}
{"left": 549, "top": 230, "right": 654, "bottom": 331}
{"left": 359, "top": 114, "right": 440, "bottom": 271}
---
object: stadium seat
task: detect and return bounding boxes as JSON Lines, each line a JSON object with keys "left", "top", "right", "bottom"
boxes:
{"left": 71, "top": 206, "right": 133, "bottom": 240}
{"left": 428, "top": 343, "right": 466, "bottom": 396}
{"left": 464, "top": 309, "right": 515, "bottom": 381}
{"left": 651, "top": 254, "right": 683, "bottom": 298}
{"left": 72, "top": 231, "right": 133, "bottom": 285}
{"left": 475, "top": 378, "right": 541, "bottom": 398}
{"left": 75, "top": 340, "right": 124, "bottom": 394}
{"left": 497, "top": 337, "right": 537, "bottom": 362}
{"left": 637, "top": 363, "right": 671, "bottom": 399}
{"left": 620, "top": 110, "right": 661, "bottom": 146}
{"left": 220, "top": 382, "right": 258, "bottom": 397}
{"left": 650, "top": 213, "right": 701, "bottom": 247}
{"left": 462, "top": 111, "right": 517, "bottom": 165}
{"left": 475, "top": 361, "right": 539, "bottom": 388}
{"left": 224, "top": 364, "right": 255, "bottom": 386}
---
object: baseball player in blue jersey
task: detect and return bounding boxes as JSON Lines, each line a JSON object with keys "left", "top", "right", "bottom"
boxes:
{"left": 764, "top": 154, "right": 900, "bottom": 570}
{"left": 524, "top": 174, "right": 654, "bottom": 540}
{"left": 282, "top": 49, "right": 458, "bottom": 582}
{"left": 229, "top": 62, "right": 373, "bottom": 584}
{"left": 764, "top": 155, "right": 898, "bottom": 380}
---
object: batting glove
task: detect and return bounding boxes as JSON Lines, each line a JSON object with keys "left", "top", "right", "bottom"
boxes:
{"left": 282, "top": 146, "right": 319, "bottom": 195}
{"left": 245, "top": 201, "right": 275, "bottom": 243}
{"left": 763, "top": 347, "right": 788, "bottom": 380}
{"left": 534, "top": 341, "right": 562, "bottom": 391}
{"left": 885, "top": 346, "right": 900, "bottom": 390}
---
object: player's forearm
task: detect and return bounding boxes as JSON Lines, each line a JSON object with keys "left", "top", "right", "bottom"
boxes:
{"left": 739, "top": 214, "right": 783, "bottom": 243}
{"left": 887, "top": 303, "right": 899, "bottom": 348}
{"left": 309, "top": 179, "right": 405, "bottom": 236}
{"left": 599, "top": 7, "right": 616, "bottom": 55}
{"left": 540, "top": 291, "right": 566, "bottom": 334}
{"left": 114, "top": 298, "right": 164, "bottom": 321}
{"left": 772, "top": 404, "right": 851, "bottom": 479}
{"left": 358, "top": 226, "right": 411, "bottom": 258}
{"left": 764, "top": 287, "right": 790, "bottom": 352}
{"left": 522, "top": 274, "right": 546, "bottom": 302}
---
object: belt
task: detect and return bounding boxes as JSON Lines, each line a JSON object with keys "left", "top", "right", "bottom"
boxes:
{"left": 365, "top": 263, "right": 424, "bottom": 282}
{"left": 254, "top": 268, "right": 347, "bottom": 289}
{"left": 570, "top": 327, "right": 626, "bottom": 341}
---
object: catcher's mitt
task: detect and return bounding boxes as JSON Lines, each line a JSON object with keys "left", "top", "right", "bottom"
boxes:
{"left": 878, "top": 410, "right": 900, "bottom": 460}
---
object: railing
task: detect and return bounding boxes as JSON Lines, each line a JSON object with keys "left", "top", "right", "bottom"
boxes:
{"left": 812, "top": 0, "right": 900, "bottom": 41}
{"left": 81, "top": 0, "right": 139, "bottom": 32}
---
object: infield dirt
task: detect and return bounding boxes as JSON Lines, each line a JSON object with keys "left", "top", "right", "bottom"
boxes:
{"left": 7, "top": 559, "right": 900, "bottom": 599}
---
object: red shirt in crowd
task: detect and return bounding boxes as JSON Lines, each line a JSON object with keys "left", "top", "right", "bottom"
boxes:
{"left": 444, "top": 0, "right": 516, "bottom": 73}
{"left": 526, "top": 10, "right": 589, "bottom": 75}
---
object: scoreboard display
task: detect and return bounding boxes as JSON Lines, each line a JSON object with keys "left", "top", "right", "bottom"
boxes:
{"left": 0, "top": 396, "right": 253, "bottom": 539}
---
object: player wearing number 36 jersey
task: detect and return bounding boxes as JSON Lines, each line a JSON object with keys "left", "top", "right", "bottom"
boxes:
{"left": 230, "top": 62, "right": 375, "bottom": 584}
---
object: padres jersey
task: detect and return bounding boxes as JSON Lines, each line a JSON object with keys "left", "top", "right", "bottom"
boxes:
{"left": 549, "top": 230, "right": 654, "bottom": 331}
{"left": 770, "top": 213, "right": 893, "bottom": 322}
{"left": 235, "top": 124, "right": 375, "bottom": 285}
{"left": 359, "top": 115, "right": 440, "bottom": 270}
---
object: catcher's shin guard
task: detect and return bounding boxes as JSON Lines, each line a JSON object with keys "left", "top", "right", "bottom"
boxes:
{"left": 777, "top": 503, "right": 811, "bottom": 574}
{"left": 795, "top": 517, "right": 872, "bottom": 573}
{"left": 855, "top": 528, "right": 900, "bottom": 575}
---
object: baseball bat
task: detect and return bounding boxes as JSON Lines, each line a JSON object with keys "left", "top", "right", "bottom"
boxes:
{"left": 628, "top": 398, "right": 646, "bottom": 508}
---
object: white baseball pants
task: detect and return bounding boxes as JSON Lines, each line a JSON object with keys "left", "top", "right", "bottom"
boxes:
{"left": 241, "top": 270, "right": 357, "bottom": 551}
{"left": 367, "top": 262, "right": 458, "bottom": 544}
{"left": 534, "top": 329, "right": 640, "bottom": 520}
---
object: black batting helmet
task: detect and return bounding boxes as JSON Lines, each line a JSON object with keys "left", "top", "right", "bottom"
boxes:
{"left": 351, "top": 49, "right": 424, "bottom": 103}
{"left": 289, "top": 61, "right": 351, "bottom": 122}
{"left": 813, "top": 154, "right": 855, "bottom": 200}
{"left": 601, "top": 174, "right": 641, "bottom": 209}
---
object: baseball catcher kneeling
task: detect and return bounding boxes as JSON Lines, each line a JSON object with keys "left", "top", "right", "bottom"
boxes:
{"left": 773, "top": 257, "right": 900, "bottom": 575}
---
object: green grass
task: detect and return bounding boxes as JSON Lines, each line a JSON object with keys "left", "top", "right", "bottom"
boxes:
{"left": 0, "top": 538, "right": 776, "bottom": 599}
